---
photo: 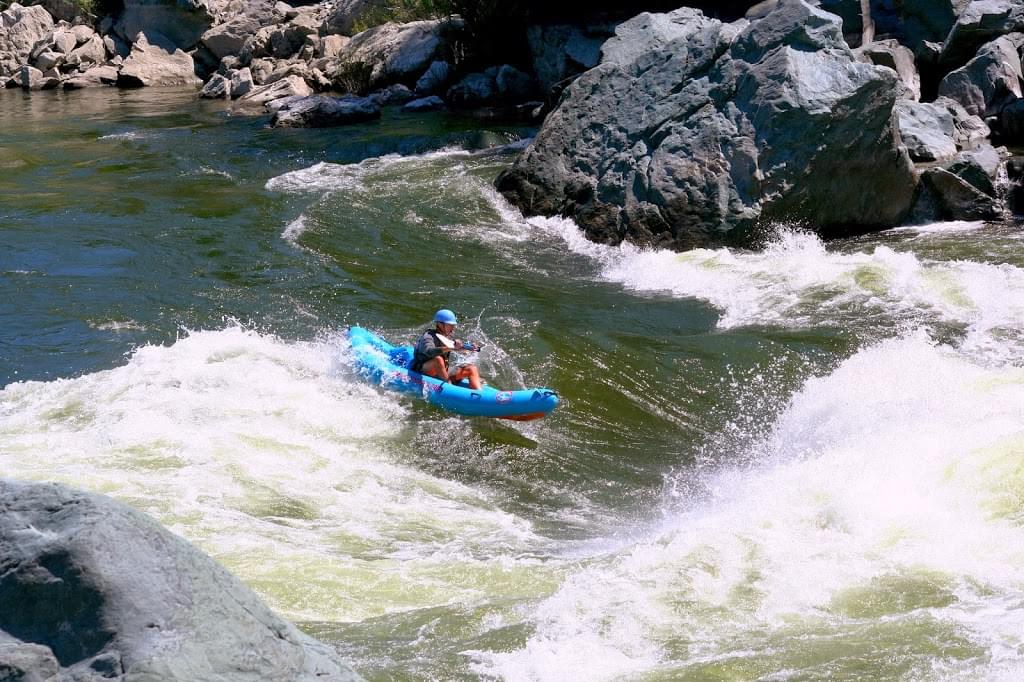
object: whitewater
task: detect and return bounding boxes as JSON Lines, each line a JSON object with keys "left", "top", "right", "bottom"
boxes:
{"left": 2, "top": 93, "right": 1023, "bottom": 680}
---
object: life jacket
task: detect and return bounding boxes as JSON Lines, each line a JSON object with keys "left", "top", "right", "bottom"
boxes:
{"left": 410, "top": 328, "right": 448, "bottom": 373}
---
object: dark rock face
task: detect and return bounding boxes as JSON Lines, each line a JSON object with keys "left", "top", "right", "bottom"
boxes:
{"left": 0, "top": 479, "right": 362, "bottom": 681}
{"left": 497, "top": 0, "right": 916, "bottom": 249}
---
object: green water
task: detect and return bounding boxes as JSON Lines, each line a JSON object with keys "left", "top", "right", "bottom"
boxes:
{"left": 2, "top": 86, "right": 1024, "bottom": 680}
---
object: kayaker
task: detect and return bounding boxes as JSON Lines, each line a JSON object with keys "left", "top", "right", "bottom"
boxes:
{"left": 410, "top": 309, "right": 483, "bottom": 389}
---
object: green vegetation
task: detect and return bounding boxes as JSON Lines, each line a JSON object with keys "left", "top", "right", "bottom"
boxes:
{"left": 350, "top": 0, "right": 458, "bottom": 34}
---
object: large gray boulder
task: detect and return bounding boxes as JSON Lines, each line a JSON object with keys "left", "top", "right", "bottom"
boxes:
{"left": 856, "top": 39, "right": 920, "bottom": 101}
{"left": 115, "top": 0, "right": 215, "bottom": 51}
{"left": 497, "top": 0, "right": 916, "bottom": 250}
{"left": 0, "top": 3, "right": 53, "bottom": 77}
{"left": 270, "top": 93, "right": 381, "bottom": 126}
{"left": 939, "top": 0, "right": 1024, "bottom": 69}
{"left": 898, "top": 0, "right": 967, "bottom": 53}
{"left": 118, "top": 32, "right": 201, "bottom": 87}
{"left": 938, "top": 33, "right": 1023, "bottom": 117}
{"left": 0, "top": 479, "right": 362, "bottom": 681}
{"left": 237, "top": 73, "right": 312, "bottom": 104}
{"left": 332, "top": 17, "right": 463, "bottom": 92}
{"left": 896, "top": 100, "right": 960, "bottom": 161}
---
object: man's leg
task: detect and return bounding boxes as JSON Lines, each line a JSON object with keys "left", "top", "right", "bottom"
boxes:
{"left": 451, "top": 364, "right": 482, "bottom": 390}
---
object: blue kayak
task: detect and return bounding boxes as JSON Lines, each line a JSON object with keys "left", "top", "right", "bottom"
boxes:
{"left": 348, "top": 326, "right": 559, "bottom": 420}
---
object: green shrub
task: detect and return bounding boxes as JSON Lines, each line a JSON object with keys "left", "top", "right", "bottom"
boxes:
{"left": 334, "top": 60, "right": 375, "bottom": 95}
{"left": 351, "top": 0, "right": 457, "bottom": 33}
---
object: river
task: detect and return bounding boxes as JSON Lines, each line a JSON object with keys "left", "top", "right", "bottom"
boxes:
{"left": 2, "top": 86, "right": 1024, "bottom": 680}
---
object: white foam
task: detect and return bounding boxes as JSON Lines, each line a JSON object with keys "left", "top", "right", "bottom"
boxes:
{"left": 281, "top": 214, "right": 308, "bottom": 243}
{"left": 473, "top": 333, "right": 1024, "bottom": 680}
{"left": 0, "top": 326, "right": 554, "bottom": 622}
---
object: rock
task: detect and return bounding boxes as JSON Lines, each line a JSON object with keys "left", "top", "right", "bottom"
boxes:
{"left": 369, "top": 82, "right": 414, "bottom": 106}
{"left": 413, "top": 59, "right": 450, "bottom": 95}
{"left": 270, "top": 94, "right": 381, "bottom": 127}
{"left": 912, "top": 166, "right": 1002, "bottom": 222}
{"left": 999, "top": 97, "right": 1024, "bottom": 143}
{"left": 403, "top": 94, "right": 445, "bottom": 112}
{"left": 446, "top": 71, "right": 496, "bottom": 108}
{"left": 940, "top": 0, "right": 1024, "bottom": 70}
{"left": 318, "top": 34, "right": 349, "bottom": 59}
{"left": 896, "top": 100, "right": 959, "bottom": 161}
{"left": 497, "top": 0, "right": 916, "bottom": 249}
{"left": 71, "top": 24, "right": 94, "bottom": 45}
{"left": 200, "top": 72, "right": 231, "bottom": 98}
{"left": 938, "top": 34, "right": 1023, "bottom": 117}
{"left": 230, "top": 66, "right": 254, "bottom": 98}
{"left": 0, "top": 3, "right": 54, "bottom": 78}
{"left": 495, "top": 64, "right": 535, "bottom": 102}
{"left": 856, "top": 39, "right": 920, "bottom": 101}
{"left": 898, "top": 0, "right": 963, "bottom": 53}
{"left": 238, "top": 73, "right": 311, "bottom": 104}
{"left": 937, "top": 95, "right": 992, "bottom": 147}
{"left": 0, "top": 479, "right": 362, "bottom": 681}
{"left": 115, "top": 0, "right": 215, "bottom": 51}
{"left": 818, "top": 0, "right": 871, "bottom": 47}
{"left": 274, "top": 1, "right": 300, "bottom": 20}
{"left": 62, "top": 64, "right": 119, "bottom": 88}
{"left": 118, "top": 32, "right": 201, "bottom": 87}
{"left": 27, "top": 0, "right": 79, "bottom": 23}
{"left": 1008, "top": 155, "right": 1024, "bottom": 213}
{"left": 944, "top": 144, "right": 1001, "bottom": 196}
{"left": 320, "top": 0, "right": 387, "bottom": 37}
{"left": 249, "top": 57, "right": 275, "bottom": 84}
{"left": 526, "top": 23, "right": 614, "bottom": 95}
{"left": 33, "top": 48, "right": 62, "bottom": 71}
{"left": 49, "top": 27, "right": 76, "bottom": 55}
{"left": 0, "top": 633, "right": 60, "bottom": 681}
{"left": 65, "top": 35, "right": 106, "bottom": 67}
{"left": 333, "top": 17, "right": 464, "bottom": 92}
{"left": 11, "top": 63, "right": 46, "bottom": 89}
{"left": 201, "top": 16, "right": 266, "bottom": 61}
{"left": 103, "top": 33, "right": 130, "bottom": 59}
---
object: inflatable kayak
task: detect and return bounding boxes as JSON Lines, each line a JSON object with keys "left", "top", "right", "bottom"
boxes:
{"left": 348, "top": 326, "right": 559, "bottom": 420}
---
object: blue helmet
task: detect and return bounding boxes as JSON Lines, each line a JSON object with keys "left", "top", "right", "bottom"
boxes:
{"left": 433, "top": 309, "right": 458, "bottom": 325}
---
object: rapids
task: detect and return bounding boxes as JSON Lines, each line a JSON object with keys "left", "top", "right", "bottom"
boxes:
{"left": 1, "top": 87, "right": 1023, "bottom": 680}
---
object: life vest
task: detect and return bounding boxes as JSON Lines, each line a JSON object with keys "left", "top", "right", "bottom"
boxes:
{"left": 410, "top": 328, "right": 448, "bottom": 373}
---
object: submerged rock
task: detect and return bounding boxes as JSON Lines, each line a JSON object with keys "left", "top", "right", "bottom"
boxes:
{"left": 497, "top": 0, "right": 916, "bottom": 250}
{"left": 0, "top": 479, "right": 362, "bottom": 681}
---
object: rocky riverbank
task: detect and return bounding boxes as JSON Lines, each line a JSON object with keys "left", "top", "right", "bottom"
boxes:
{"left": 0, "top": 479, "right": 363, "bottom": 681}
{"left": 497, "top": 0, "right": 1024, "bottom": 249}
{"left": 2, "top": 0, "right": 1022, "bottom": 242}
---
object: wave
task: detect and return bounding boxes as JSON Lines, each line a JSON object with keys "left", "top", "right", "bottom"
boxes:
{"left": 471, "top": 332, "right": 1024, "bottom": 680}
{"left": 0, "top": 326, "right": 555, "bottom": 623}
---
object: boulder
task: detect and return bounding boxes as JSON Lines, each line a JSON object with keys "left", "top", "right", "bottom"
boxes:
{"left": 497, "top": 0, "right": 916, "bottom": 249}
{"left": 10, "top": 62, "right": 51, "bottom": 89}
{"left": 938, "top": 34, "right": 1023, "bottom": 117}
{"left": 446, "top": 71, "right": 496, "bottom": 108}
{"left": 0, "top": 3, "right": 54, "bottom": 77}
{"left": 403, "top": 94, "right": 445, "bottom": 112}
{"left": 333, "top": 17, "right": 464, "bottom": 92}
{"left": 413, "top": 58, "right": 450, "bottom": 95}
{"left": 318, "top": 34, "right": 349, "bottom": 59}
{"left": 368, "top": 82, "right": 414, "bottom": 106}
{"left": 201, "top": 15, "right": 266, "bottom": 61}
{"left": 526, "top": 23, "right": 614, "bottom": 95}
{"left": 940, "top": 0, "right": 1024, "bottom": 70}
{"left": 270, "top": 94, "right": 381, "bottom": 127}
{"left": 115, "top": 0, "right": 215, "bottom": 51}
{"left": 66, "top": 35, "right": 107, "bottom": 67}
{"left": 856, "top": 39, "right": 920, "bottom": 101}
{"left": 897, "top": 0, "right": 965, "bottom": 53}
{"left": 118, "top": 32, "right": 202, "bottom": 87}
{"left": 200, "top": 72, "right": 231, "bottom": 98}
{"left": 33, "top": 48, "right": 62, "bottom": 70}
{"left": 911, "top": 166, "right": 1003, "bottom": 222}
{"left": 937, "top": 95, "right": 992, "bottom": 147}
{"left": 63, "top": 64, "right": 119, "bottom": 88}
{"left": 230, "top": 66, "right": 254, "bottom": 98}
{"left": 27, "top": 0, "right": 80, "bottom": 23}
{"left": 1007, "top": 155, "right": 1024, "bottom": 214}
{"left": 495, "top": 64, "right": 535, "bottom": 101}
{"left": 237, "top": 73, "right": 311, "bottom": 104}
{"left": 0, "top": 633, "right": 60, "bottom": 681}
{"left": 0, "top": 479, "right": 362, "bottom": 681}
{"left": 895, "top": 100, "right": 959, "bottom": 161}
{"left": 944, "top": 144, "right": 1001, "bottom": 196}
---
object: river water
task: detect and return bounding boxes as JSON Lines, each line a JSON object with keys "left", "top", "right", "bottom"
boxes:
{"left": 2, "top": 87, "right": 1024, "bottom": 680}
